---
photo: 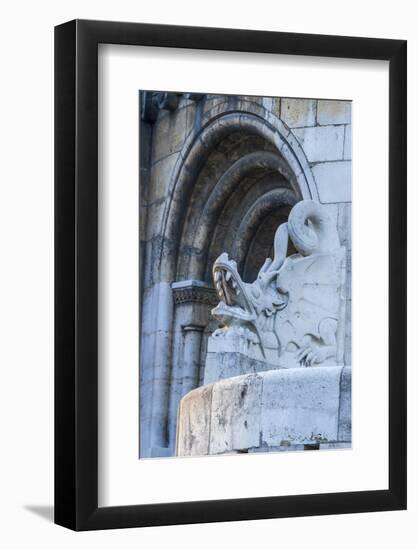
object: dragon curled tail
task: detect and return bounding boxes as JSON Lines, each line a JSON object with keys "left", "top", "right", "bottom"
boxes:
{"left": 264, "top": 200, "right": 341, "bottom": 278}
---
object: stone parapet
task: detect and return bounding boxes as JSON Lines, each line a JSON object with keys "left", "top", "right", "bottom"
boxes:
{"left": 204, "top": 350, "right": 279, "bottom": 385}
{"left": 176, "top": 366, "right": 351, "bottom": 456}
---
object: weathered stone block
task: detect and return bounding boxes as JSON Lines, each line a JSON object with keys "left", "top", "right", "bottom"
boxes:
{"left": 209, "top": 374, "right": 263, "bottom": 453}
{"left": 317, "top": 100, "right": 352, "bottom": 125}
{"left": 344, "top": 124, "right": 352, "bottom": 160}
{"left": 312, "top": 161, "right": 352, "bottom": 203}
{"left": 240, "top": 95, "right": 264, "bottom": 106}
{"left": 151, "top": 107, "right": 187, "bottom": 163}
{"left": 345, "top": 252, "right": 352, "bottom": 299}
{"left": 204, "top": 351, "right": 276, "bottom": 384}
{"left": 177, "top": 367, "right": 350, "bottom": 456}
{"left": 321, "top": 203, "right": 339, "bottom": 228}
{"left": 262, "top": 96, "right": 273, "bottom": 113}
{"left": 280, "top": 98, "right": 316, "bottom": 128}
{"left": 260, "top": 367, "right": 342, "bottom": 447}
{"left": 176, "top": 384, "right": 213, "bottom": 456}
{"left": 144, "top": 200, "right": 168, "bottom": 241}
{"left": 338, "top": 367, "right": 352, "bottom": 440}
{"left": 185, "top": 102, "right": 198, "bottom": 137}
{"left": 147, "top": 152, "right": 180, "bottom": 204}
{"left": 293, "top": 125, "right": 344, "bottom": 162}
{"left": 271, "top": 97, "right": 281, "bottom": 118}
{"left": 344, "top": 300, "right": 352, "bottom": 366}
{"left": 204, "top": 95, "right": 229, "bottom": 110}
{"left": 177, "top": 95, "right": 195, "bottom": 109}
{"left": 337, "top": 202, "right": 352, "bottom": 250}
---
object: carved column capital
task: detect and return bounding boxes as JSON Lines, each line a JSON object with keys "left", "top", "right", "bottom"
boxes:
{"left": 171, "top": 280, "right": 217, "bottom": 306}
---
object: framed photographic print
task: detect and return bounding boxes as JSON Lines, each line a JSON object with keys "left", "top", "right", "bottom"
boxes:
{"left": 55, "top": 20, "right": 406, "bottom": 530}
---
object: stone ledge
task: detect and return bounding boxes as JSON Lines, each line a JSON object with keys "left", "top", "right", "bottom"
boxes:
{"left": 177, "top": 366, "right": 351, "bottom": 456}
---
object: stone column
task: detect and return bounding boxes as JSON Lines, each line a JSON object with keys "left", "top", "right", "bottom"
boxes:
{"left": 181, "top": 324, "right": 205, "bottom": 396}
{"left": 142, "top": 282, "right": 174, "bottom": 458}
{"left": 167, "top": 280, "right": 217, "bottom": 453}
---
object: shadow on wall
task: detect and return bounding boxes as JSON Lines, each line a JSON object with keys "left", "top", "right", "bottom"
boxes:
{"left": 24, "top": 505, "right": 54, "bottom": 523}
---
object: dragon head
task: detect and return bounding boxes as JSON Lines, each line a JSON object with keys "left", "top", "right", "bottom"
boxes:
{"left": 211, "top": 253, "right": 257, "bottom": 325}
{"left": 208, "top": 200, "right": 344, "bottom": 368}
{"left": 211, "top": 251, "right": 289, "bottom": 330}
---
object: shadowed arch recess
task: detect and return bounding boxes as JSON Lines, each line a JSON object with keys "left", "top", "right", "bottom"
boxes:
{"left": 140, "top": 103, "right": 319, "bottom": 457}
{"left": 158, "top": 109, "right": 317, "bottom": 284}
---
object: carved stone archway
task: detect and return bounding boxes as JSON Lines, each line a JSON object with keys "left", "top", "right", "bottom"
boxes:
{"left": 140, "top": 100, "right": 319, "bottom": 457}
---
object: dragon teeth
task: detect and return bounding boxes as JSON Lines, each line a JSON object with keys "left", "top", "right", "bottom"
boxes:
{"left": 214, "top": 271, "right": 221, "bottom": 282}
{"left": 236, "top": 288, "right": 240, "bottom": 296}
{"left": 231, "top": 280, "right": 237, "bottom": 288}
{"left": 225, "top": 271, "right": 232, "bottom": 282}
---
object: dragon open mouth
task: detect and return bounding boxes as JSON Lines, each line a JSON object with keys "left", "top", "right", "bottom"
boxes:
{"left": 213, "top": 265, "right": 241, "bottom": 306}
{"left": 212, "top": 253, "right": 255, "bottom": 322}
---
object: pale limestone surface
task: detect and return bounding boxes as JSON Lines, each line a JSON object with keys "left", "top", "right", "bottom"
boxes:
{"left": 260, "top": 367, "right": 341, "bottom": 447}
{"left": 344, "top": 124, "right": 352, "bottom": 160}
{"left": 150, "top": 107, "right": 188, "bottom": 162}
{"left": 317, "top": 100, "right": 352, "bottom": 125}
{"left": 280, "top": 98, "right": 316, "bottom": 128}
{"left": 204, "top": 351, "right": 275, "bottom": 385}
{"left": 175, "top": 384, "right": 212, "bottom": 457}
{"left": 209, "top": 373, "right": 263, "bottom": 454}
{"left": 204, "top": 199, "right": 346, "bottom": 383}
{"left": 177, "top": 199, "right": 350, "bottom": 457}
{"left": 312, "top": 161, "right": 352, "bottom": 203}
{"left": 177, "top": 367, "right": 351, "bottom": 456}
{"left": 292, "top": 125, "right": 345, "bottom": 162}
{"left": 139, "top": 93, "right": 352, "bottom": 458}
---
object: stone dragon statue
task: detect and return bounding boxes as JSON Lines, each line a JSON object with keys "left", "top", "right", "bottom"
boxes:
{"left": 210, "top": 200, "right": 346, "bottom": 369}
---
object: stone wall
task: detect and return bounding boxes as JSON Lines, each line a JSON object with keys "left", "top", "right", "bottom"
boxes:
{"left": 274, "top": 97, "right": 352, "bottom": 365}
{"left": 139, "top": 92, "right": 352, "bottom": 458}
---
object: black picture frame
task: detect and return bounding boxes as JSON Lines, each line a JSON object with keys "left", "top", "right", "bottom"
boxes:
{"left": 55, "top": 19, "right": 407, "bottom": 531}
